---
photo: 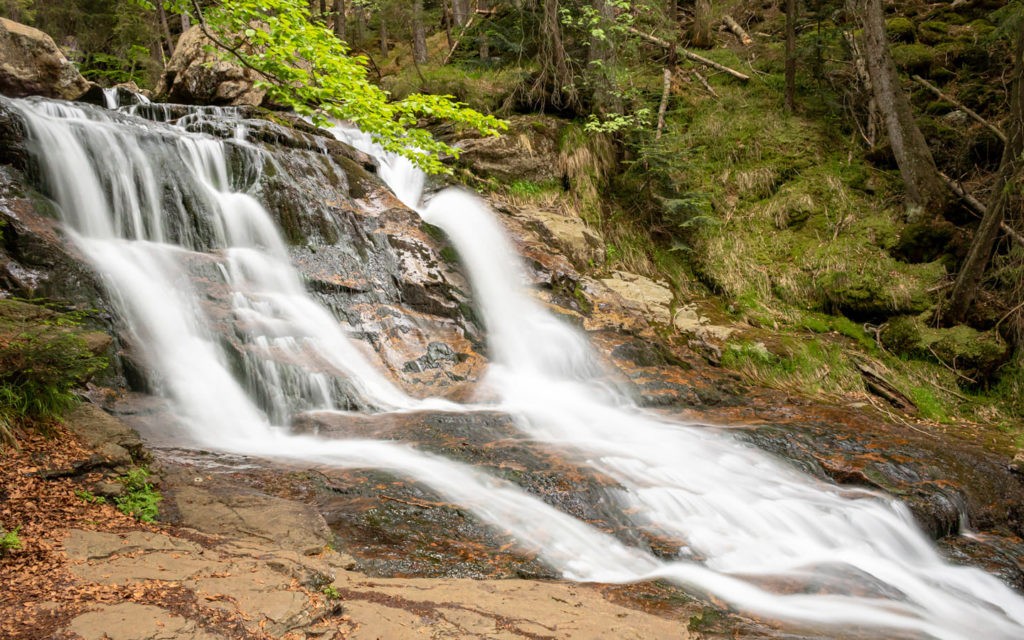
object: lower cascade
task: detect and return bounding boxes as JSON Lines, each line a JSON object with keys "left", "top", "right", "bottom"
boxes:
{"left": 7, "top": 95, "right": 1024, "bottom": 639}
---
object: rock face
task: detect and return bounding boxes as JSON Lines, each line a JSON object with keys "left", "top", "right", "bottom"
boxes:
{"left": 155, "top": 26, "right": 266, "bottom": 106}
{"left": 0, "top": 19, "right": 89, "bottom": 100}
{"left": 454, "top": 115, "right": 563, "bottom": 183}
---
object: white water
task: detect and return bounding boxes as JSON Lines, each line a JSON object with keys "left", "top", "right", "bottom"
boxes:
{"left": 333, "top": 125, "right": 1024, "bottom": 639}
{"left": 8, "top": 97, "right": 1024, "bottom": 639}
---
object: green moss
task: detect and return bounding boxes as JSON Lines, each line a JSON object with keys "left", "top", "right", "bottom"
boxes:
{"left": 918, "top": 21, "right": 950, "bottom": 46}
{"left": 891, "top": 44, "right": 937, "bottom": 74}
{"left": 886, "top": 17, "right": 917, "bottom": 43}
{"left": 908, "top": 386, "right": 949, "bottom": 422}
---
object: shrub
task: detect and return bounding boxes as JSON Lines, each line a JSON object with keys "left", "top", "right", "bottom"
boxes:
{"left": 1, "top": 527, "right": 21, "bottom": 556}
{"left": 115, "top": 468, "right": 161, "bottom": 523}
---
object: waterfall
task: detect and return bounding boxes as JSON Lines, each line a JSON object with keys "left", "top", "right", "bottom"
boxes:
{"left": 6, "top": 95, "right": 1024, "bottom": 639}
{"left": 333, "top": 126, "right": 1024, "bottom": 639}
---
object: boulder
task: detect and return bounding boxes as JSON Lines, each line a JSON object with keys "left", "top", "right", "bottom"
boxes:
{"left": 155, "top": 26, "right": 266, "bottom": 107}
{"left": 514, "top": 205, "right": 604, "bottom": 268}
{"left": 453, "top": 115, "right": 563, "bottom": 183}
{"left": 0, "top": 18, "right": 89, "bottom": 100}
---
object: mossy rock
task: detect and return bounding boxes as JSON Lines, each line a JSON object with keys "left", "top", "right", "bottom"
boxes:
{"left": 892, "top": 219, "right": 959, "bottom": 264}
{"left": 929, "top": 327, "right": 1010, "bottom": 384}
{"left": 818, "top": 270, "right": 932, "bottom": 319}
{"left": 891, "top": 44, "right": 937, "bottom": 75}
{"left": 886, "top": 17, "right": 917, "bottom": 43}
{"left": 918, "top": 21, "right": 950, "bottom": 46}
{"left": 881, "top": 316, "right": 1011, "bottom": 384}
{"left": 879, "top": 316, "right": 923, "bottom": 354}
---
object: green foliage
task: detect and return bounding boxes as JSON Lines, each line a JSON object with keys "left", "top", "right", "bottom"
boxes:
{"left": 0, "top": 526, "right": 21, "bottom": 555}
{"left": 0, "top": 301, "right": 108, "bottom": 445}
{"left": 908, "top": 386, "right": 949, "bottom": 422}
{"left": 115, "top": 467, "right": 161, "bottom": 523}
{"left": 76, "top": 489, "right": 107, "bottom": 505}
{"left": 150, "top": 0, "right": 505, "bottom": 174}
{"left": 321, "top": 584, "right": 341, "bottom": 599}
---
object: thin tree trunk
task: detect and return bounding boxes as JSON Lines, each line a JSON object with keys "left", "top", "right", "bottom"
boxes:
{"left": 942, "top": 26, "right": 1024, "bottom": 325}
{"left": 859, "top": 0, "right": 949, "bottom": 214}
{"left": 412, "top": 0, "right": 428, "bottom": 63}
{"left": 181, "top": 13, "right": 191, "bottom": 32}
{"left": 690, "top": 0, "right": 713, "bottom": 49}
{"left": 588, "top": 0, "right": 621, "bottom": 113}
{"left": 479, "top": 0, "right": 490, "bottom": 60}
{"left": 666, "top": 0, "right": 677, "bottom": 24}
{"left": 379, "top": 13, "right": 388, "bottom": 58}
{"left": 319, "top": 0, "right": 327, "bottom": 20}
{"left": 155, "top": 0, "right": 175, "bottom": 58}
{"left": 334, "top": 0, "right": 346, "bottom": 41}
{"left": 784, "top": 0, "right": 797, "bottom": 112}
{"left": 454, "top": 0, "right": 470, "bottom": 26}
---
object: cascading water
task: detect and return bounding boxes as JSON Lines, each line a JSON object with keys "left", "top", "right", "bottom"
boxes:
{"left": 333, "top": 125, "right": 1024, "bottom": 639}
{"left": 6, "top": 94, "right": 1024, "bottom": 639}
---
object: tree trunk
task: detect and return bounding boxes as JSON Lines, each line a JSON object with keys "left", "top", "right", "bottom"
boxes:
{"left": 666, "top": 0, "right": 677, "bottom": 24}
{"left": 379, "top": 13, "right": 388, "bottom": 58}
{"left": 181, "top": 12, "right": 191, "bottom": 32}
{"left": 784, "top": 0, "right": 797, "bottom": 112}
{"left": 155, "top": 0, "right": 175, "bottom": 58}
{"left": 942, "top": 26, "right": 1024, "bottom": 325}
{"left": 858, "top": 0, "right": 949, "bottom": 215}
{"left": 333, "top": 0, "right": 346, "bottom": 42}
{"left": 479, "top": 0, "right": 490, "bottom": 60}
{"left": 413, "top": 0, "right": 428, "bottom": 63}
{"left": 690, "top": 0, "right": 713, "bottom": 49}
{"left": 587, "top": 0, "right": 621, "bottom": 113}
{"left": 453, "top": 0, "right": 470, "bottom": 26}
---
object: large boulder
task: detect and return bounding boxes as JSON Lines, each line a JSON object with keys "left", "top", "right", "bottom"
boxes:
{"left": 453, "top": 115, "right": 563, "bottom": 183}
{"left": 0, "top": 18, "right": 89, "bottom": 100}
{"left": 155, "top": 26, "right": 266, "bottom": 107}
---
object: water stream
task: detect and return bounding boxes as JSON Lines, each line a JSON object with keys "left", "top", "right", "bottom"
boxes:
{"left": 7, "top": 96, "right": 1024, "bottom": 639}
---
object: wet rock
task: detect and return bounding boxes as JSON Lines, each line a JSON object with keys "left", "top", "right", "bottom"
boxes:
{"left": 77, "top": 82, "right": 150, "bottom": 108}
{"left": 0, "top": 18, "right": 89, "bottom": 100}
{"left": 155, "top": 26, "right": 266, "bottom": 107}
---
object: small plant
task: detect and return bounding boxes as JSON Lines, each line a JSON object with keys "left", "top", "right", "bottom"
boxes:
{"left": 1, "top": 526, "right": 22, "bottom": 556}
{"left": 321, "top": 585, "right": 341, "bottom": 600}
{"left": 76, "top": 489, "right": 106, "bottom": 505}
{"left": 115, "top": 467, "right": 161, "bottom": 523}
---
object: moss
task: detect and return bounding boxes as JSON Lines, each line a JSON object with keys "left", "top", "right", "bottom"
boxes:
{"left": 891, "top": 44, "right": 937, "bottom": 75}
{"left": 886, "top": 17, "right": 917, "bottom": 43}
{"left": 908, "top": 386, "right": 949, "bottom": 422}
{"left": 918, "top": 21, "right": 950, "bottom": 46}
{"left": 880, "top": 316, "right": 1011, "bottom": 384}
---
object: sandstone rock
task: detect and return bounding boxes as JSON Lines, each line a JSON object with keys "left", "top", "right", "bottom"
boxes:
{"left": 64, "top": 403, "right": 146, "bottom": 462}
{"left": 515, "top": 205, "right": 604, "bottom": 268}
{"left": 600, "top": 270, "right": 674, "bottom": 325}
{"left": 0, "top": 18, "right": 89, "bottom": 100}
{"left": 155, "top": 26, "right": 266, "bottom": 106}
{"left": 69, "top": 603, "right": 224, "bottom": 640}
{"left": 169, "top": 482, "right": 334, "bottom": 555}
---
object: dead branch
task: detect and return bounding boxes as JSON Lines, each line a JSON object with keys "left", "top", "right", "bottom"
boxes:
{"left": 939, "top": 172, "right": 1024, "bottom": 248}
{"left": 912, "top": 75, "right": 1007, "bottom": 144}
{"left": 626, "top": 26, "right": 750, "bottom": 82}
{"left": 723, "top": 15, "right": 753, "bottom": 46}
{"left": 692, "top": 68, "right": 718, "bottom": 98}
{"left": 655, "top": 68, "right": 672, "bottom": 139}
{"left": 442, "top": 11, "right": 478, "bottom": 65}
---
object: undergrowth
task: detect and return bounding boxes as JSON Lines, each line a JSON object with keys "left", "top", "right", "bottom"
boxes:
{"left": 115, "top": 467, "right": 161, "bottom": 523}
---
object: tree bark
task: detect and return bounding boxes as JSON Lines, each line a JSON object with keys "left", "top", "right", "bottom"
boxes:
{"left": 479, "top": 0, "right": 490, "bottom": 60}
{"left": 690, "top": 0, "right": 713, "bottom": 49}
{"left": 413, "top": 0, "right": 428, "bottom": 63}
{"left": 155, "top": 0, "right": 175, "bottom": 58}
{"left": 453, "top": 0, "right": 470, "bottom": 26}
{"left": 333, "top": 0, "right": 346, "bottom": 42}
{"left": 784, "top": 0, "right": 796, "bottom": 112}
{"left": 942, "top": 26, "right": 1024, "bottom": 325}
{"left": 858, "top": 0, "right": 949, "bottom": 215}
{"left": 588, "top": 0, "right": 621, "bottom": 113}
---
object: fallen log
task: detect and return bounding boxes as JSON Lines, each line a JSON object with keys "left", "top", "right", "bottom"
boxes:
{"left": 723, "top": 15, "right": 753, "bottom": 46}
{"left": 626, "top": 26, "right": 750, "bottom": 82}
{"left": 939, "top": 172, "right": 1024, "bottom": 248}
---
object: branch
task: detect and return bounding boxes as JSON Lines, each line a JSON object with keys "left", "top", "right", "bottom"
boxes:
{"left": 692, "top": 68, "right": 719, "bottom": 98}
{"left": 723, "top": 15, "right": 753, "bottom": 46}
{"left": 442, "top": 13, "right": 477, "bottom": 65}
{"left": 939, "top": 171, "right": 1024, "bottom": 248}
{"left": 625, "top": 26, "right": 750, "bottom": 82}
{"left": 655, "top": 67, "right": 672, "bottom": 140}
{"left": 912, "top": 75, "right": 1007, "bottom": 144}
